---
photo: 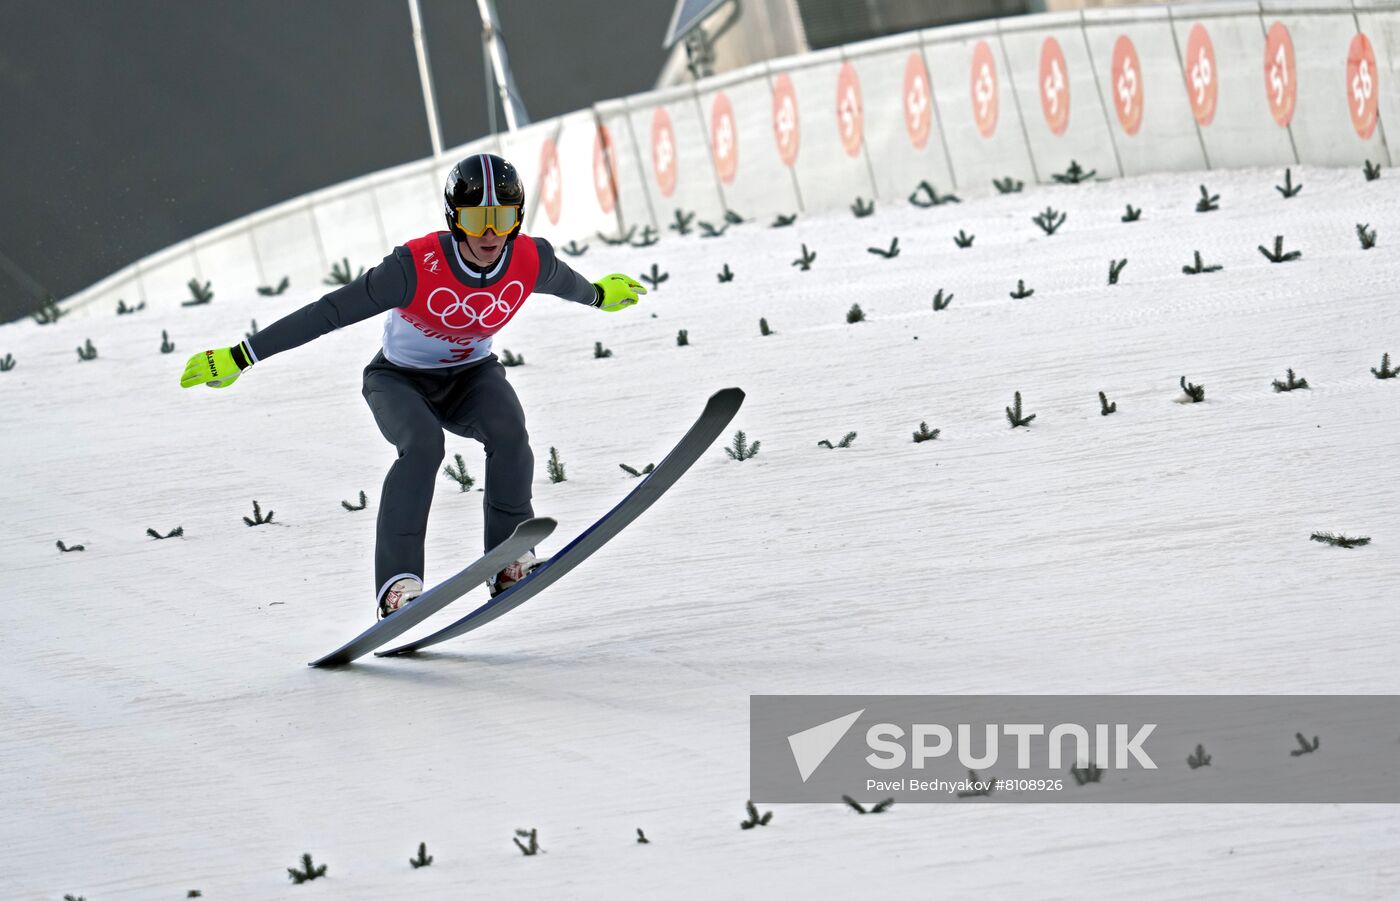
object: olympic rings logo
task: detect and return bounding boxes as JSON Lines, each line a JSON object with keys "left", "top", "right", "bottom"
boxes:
{"left": 426, "top": 279, "right": 527, "bottom": 331}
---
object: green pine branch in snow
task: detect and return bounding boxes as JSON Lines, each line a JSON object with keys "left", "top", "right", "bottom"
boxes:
{"left": 324, "top": 258, "right": 363, "bottom": 286}
{"left": 670, "top": 209, "right": 695, "bottom": 235}
{"left": 725, "top": 430, "right": 760, "bottom": 461}
{"left": 740, "top": 800, "right": 773, "bottom": 829}
{"left": 1289, "top": 732, "right": 1321, "bottom": 755}
{"left": 1006, "top": 392, "right": 1036, "bottom": 428}
{"left": 183, "top": 278, "right": 214, "bottom": 306}
{"left": 1310, "top": 532, "right": 1369, "bottom": 549}
{"left": 1070, "top": 761, "right": 1103, "bottom": 785}
{"left": 817, "top": 431, "right": 857, "bottom": 449}
{"left": 243, "top": 500, "right": 275, "bottom": 526}
{"left": 287, "top": 852, "right": 327, "bottom": 883}
{"left": 514, "top": 828, "right": 543, "bottom": 856}
{"left": 257, "top": 275, "right": 291, "bottom": 295}
{"left": 1195, "top": 185, "right": 1220, "bottom": 212}
{"left": 442, "top": 454, "right": 475, "bottom": 492}
{"left": 1271, "top": 368, "right": 1309, "bottom": 392}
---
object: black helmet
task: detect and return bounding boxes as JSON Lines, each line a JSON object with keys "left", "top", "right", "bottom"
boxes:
{"left": 443, "top": 153, "right": 526, "bottom": 243}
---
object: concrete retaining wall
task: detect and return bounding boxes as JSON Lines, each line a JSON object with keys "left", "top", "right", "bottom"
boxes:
{"left": 58, "top": 1, "right": 1396, "bottom": 317}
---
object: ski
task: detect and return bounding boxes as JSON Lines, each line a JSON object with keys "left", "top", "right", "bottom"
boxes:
{"left": 308, "top": 516, "right": 557, "bottom": 667}
{"left": 376, "top": 387, "right": 745, "bottom": 657}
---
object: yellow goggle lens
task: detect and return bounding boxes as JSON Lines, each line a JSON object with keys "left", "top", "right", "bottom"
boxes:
{"left": 455, "top": 205, "right": 520, "bottom": 237}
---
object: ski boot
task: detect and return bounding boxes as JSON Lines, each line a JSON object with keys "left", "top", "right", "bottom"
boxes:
{"left": 378, "top": 575, "right": 423, "bottom": 619}
{"left": 490, "top": 551, "right": 540, "bottom": 598}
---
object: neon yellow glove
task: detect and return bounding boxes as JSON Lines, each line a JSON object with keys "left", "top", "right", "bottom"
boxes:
{"left": 180, "top": 341, "right": 254, "bottom": 389}
{"left": 592, "top": 274, "right": 647, "bottom": 312}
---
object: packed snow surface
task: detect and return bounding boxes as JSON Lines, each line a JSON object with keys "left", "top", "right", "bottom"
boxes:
{"left": 2, "top": 166, "right": 1398, "bottom": 899}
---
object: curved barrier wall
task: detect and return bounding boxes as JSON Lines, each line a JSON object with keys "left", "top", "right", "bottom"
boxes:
{"left": 60, "top": 1, "right": 1395, "bottom": 316}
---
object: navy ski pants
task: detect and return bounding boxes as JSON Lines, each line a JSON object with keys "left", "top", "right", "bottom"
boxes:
{"left": 362, "top": 351, "right": 534, "bottom": 605}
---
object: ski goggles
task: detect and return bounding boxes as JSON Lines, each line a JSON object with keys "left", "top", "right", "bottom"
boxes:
{"left": 453, "top": 204, "right": 521, "bottom": 237}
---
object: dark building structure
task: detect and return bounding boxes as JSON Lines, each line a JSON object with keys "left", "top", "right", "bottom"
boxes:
{"left": 0, "top": 0, "right": 673, "bottom": 323}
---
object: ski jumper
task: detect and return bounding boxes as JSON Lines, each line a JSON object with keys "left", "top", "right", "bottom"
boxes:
{"left": 242, "top": 231, "right": 598, "bottom": 607}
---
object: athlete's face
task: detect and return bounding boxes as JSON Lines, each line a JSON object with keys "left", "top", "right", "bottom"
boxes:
{"left": 460, "top": 229, "right": 506, "bottom": 268}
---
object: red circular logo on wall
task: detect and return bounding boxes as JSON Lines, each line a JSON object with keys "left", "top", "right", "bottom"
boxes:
{"left": 593, "top": 126, "right": 619, "bottom": 214}
{"left": 711, "top": 91, "right": 738, "bottom": 184}
{"left": 903, "top": 52, "right": 932, "bottom": 150}
{"left": 835, "top": 62, "right": 864, "bottom": 158}
{"left": 651, "top": 107, "right": 677, "bottom": 198}
{"left": 1183, "top": 23, "right": 1218, "bottom": 126}
{"left": 539, "top": 138, "right": 562, "bottom": 225}
{"left": 1111, "top": 35, "right": 1143, "bottom": 135}
{"left": 1264, "top": 22, "right": 1297, "bottom": 127}
{"left": 1347, "top": 32, "right": 1379, "bottom": 140}
{"left": 970, "top": 40, "right": 998, "bottom": 138}
{"left": 772, "top": 72, "right": 800, "bottom": 167}
{"left": 1039, "top": 36, "right": 1069, "bottom": 136}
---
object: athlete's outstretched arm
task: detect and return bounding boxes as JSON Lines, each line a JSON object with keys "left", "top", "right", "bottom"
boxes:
{"left": 178, "top": 249, "right": 414, "bottom": 389}
{"left": 531, "top": 236, "right": 646, "bottom": 312}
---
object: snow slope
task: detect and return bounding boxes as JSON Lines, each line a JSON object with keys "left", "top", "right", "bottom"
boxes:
{"left": 2, "top": 166, "right": 1398, "bottom": 899}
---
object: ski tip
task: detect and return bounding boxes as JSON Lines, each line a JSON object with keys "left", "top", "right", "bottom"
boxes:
{"left": 713, "top": 386, "right": 745, "bottom": 406}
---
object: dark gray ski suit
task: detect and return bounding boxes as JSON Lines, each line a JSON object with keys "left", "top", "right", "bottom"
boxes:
{"left": 243, "top": 231, "right": 598, "bottom": 605}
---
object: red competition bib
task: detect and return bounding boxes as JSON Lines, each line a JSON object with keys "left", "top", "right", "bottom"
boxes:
{"left": 382, "top": 232, "right": 540, "bottom": 368}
